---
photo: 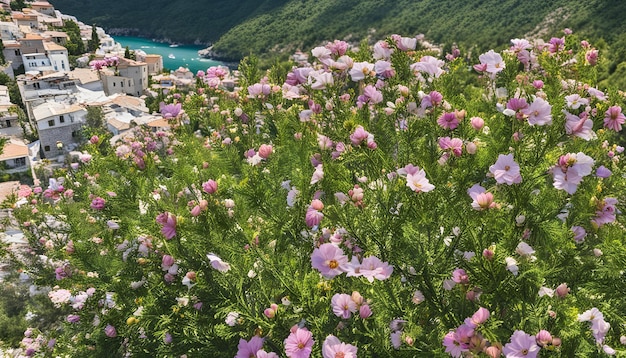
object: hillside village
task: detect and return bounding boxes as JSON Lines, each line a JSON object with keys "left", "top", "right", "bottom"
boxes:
{"left": 0, "top": 0, "right": 237, "bottom": 184}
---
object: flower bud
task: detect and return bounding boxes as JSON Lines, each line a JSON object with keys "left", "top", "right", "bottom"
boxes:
{"left": 555, "top": 283, "right": 569, "bottom": 298}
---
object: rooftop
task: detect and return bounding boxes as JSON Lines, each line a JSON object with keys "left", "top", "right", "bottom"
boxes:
{"left": 30, "top": 1, "right": 53, "bottom": 7}
{"left": 43, "top": 42, "right": 67, "bottom": 52}
{"left": 67, "top": 68, "right": 100, "bottom": 85}
{"left": 32, "top": 101, "right": 84, "bottom": 121}
{"left": 0, "top": 140, "right": 28, "bottom": 161}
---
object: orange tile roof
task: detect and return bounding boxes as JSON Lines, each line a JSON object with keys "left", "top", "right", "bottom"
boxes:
{"left": 0, "top": 141, "right": 28, "bottom": 161}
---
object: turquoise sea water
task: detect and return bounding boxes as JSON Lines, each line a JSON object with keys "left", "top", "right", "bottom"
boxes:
{"left": 113, "top": 36, "right": 223, "bottom": 75}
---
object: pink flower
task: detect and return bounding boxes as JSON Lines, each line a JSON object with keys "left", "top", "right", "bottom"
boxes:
{"left": 350, "top": 125, "right": 370, "bottom": 146}
{"left": 489, "top": 154, "right": 522, "bottom": 185}
{"left": 90, "top": 197, "right": 106, "bottom": 210}
{"left": 478, "top": 50, "right": 505, "bottom": 74}
{"left": 406, "top": 168, "right": 435, "bottom": 193}
{"left": 308, "top": 70, "right": 334, "bottom": 90}
{"left": 470, "top": 117, "right": 484, "bottom": 130}
{"left": 331, "top": 293, "right": 357, "bottom": 319}
{"left": 358, "top": 256, "right": 393, "bottom": 282}
{"left": 159, "top": 102, "right": 182, "bottom": 118}
{"left": 310, "top": 164, "right": 324, "bottom": 185}
{"left": 349, "top": 61, "right": 374, "bottom": 81}
{"left": 535, "top": 330, "right": 552, "bottom": 347}
{"left": 257, "top": 350, "right": 279, "bottom": 358}
{"left": 305, "top": 207, "right": 324, "bottom": 228}
{"left": 571, "top": 226, "right": 587, "bottom": 243}
{"left": 452, "top": 268, "right": 469, "bottom": 284}
{"left": 311, "top": 243, "right": 348, "bottom": 279}
{"left": 236, "top": 336, "right": 264, "bottom": 358}
{"left": 471, "top": 307, "right": 490, "bottom": 326}
{"left": 564, "top": 94, "right": 589, "bottom": 110}
{"left": 604, "top": 106, "right": 625, "bottom": 131}
{"left": 411, "top": 56, "right": 445, "bottom": 78}
{"left": 522, "top": 97, "right": 552, "bottom": 126}
{"left": 247, "top": 83, "right": 271, "bottom": 98}
{"left": 586, "top": 49, "right": 598, "bottom": 65}
{"left": 564, "top": 111, "right": 595, "bottom": 140}
{"left": 438, "top": 137, "right": 463, "bottom": 157}
{"left": 592, "top": 197, "right": 618, "bottom": 227}
{"left": 421, "top": 91, "right": 443, "bottom": 109}
{"left": 467, "top": 184, "right": 496, "bottom": 211}
{"left": 206, "top": 253, "right": 231, "bottom": 272}
{"left": 359, "top": 304, "right": 372, "bottom": 319}
{"left": 503, "top": 330, "right": 540, "bottom": 358}
{"left": 437, "top": 112, "right": 460, "bottom": 130}
{"left": 104, "top": 324, "right": 117, "bottom": 338}
{"left": 202, "top": 179, "right": 218, "bottom": 194}
{"left": 258, "top": 144, "right": 273, "bottom": 159}
{"left": 322, "top": 335, "right": 358, "bottom": 358}
{"left": 156, "top": 212, "right": 177, "bottom": 239}
{"left": 284, "top": 326, "right": 314, "bottom": 358}
{"left": 443, "top": 331, "right": 467, "bottom": 357}
{"left": 548, "top": 37, "right": 565, "bottom": 53}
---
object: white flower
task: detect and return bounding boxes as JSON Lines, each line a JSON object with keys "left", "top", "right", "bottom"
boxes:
{"left": 538, "top": 286, "right": 554, "bottom": 297}
{"left": 505, "top": 257, "right": 519, "bottom": 276}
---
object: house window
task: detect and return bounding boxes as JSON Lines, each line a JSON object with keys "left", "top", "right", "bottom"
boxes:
{"left": 14, "top": 157, "right": 25, "bottom": 167}
{"left": 128, "top": 80, "right": 131, "bottom": 86}
{"left": 44, "top": 145, "right": 50, "bottom": 151}
{"left": 5, "top": 120, "right": 11, "bottom": 127}
{"left": 14, "top": 49, "right": 20, "bottom": 55}
{"left": 59, "top": 115, "right": 64, "bottom": 123}
{"left": 48, "top": 119, "right": 55, "bottom": 126}
{"left": 113, "top": 82, "right": 116, "bottom": 87}
{"left": 120, "top": 81, "right": 124, "bottom": 87}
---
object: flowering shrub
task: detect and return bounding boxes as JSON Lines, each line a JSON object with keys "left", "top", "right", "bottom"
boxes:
{"left": 9, "top": 31, "right": 626, "bottom": 357}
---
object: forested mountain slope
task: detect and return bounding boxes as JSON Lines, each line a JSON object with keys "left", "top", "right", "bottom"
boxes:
{"left": 49, "top": 0, "right": 626, "bottom": 62}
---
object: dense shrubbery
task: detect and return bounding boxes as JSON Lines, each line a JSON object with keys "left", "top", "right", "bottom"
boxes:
{"left": 5, "top": 31, "right": 626, "bottom": 357}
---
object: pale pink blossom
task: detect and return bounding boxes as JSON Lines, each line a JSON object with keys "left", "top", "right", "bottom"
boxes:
{"left": 331, "top": 293, "right": 357, "bottom": 319}
{"left": 358, "top": 256, "right": 393, "bottom": 282}
{"left": 311, "top": 243, "right": 348, "bottom": 279}
{"left": 406, "top": 169, "right": 435, "bottom": 193}
{"left": 310, "top": 164, "right": 324, "bottom": 185}
{"left": 565, "top": 94, "right": 589, "bottom": 109}
{"left": 284, "top": 326, "right": 314, "bottom": 358}
{"left": 489, "top": 154, "right": 522, "bottom": 185}
{"left": 522, "top": 97, "right": 552, "bottom": 125}
{"left": 478, "top": 50, "right": 505, "bottom": 74}
{"left": 604, "top": 106, "right": 625, "bottom": 131}
{"left": 322, "top": 335, "right": 357, "bottom": 358}
{"left": 564, "top": 110, "right": 595, "bottom": 140}
{"left": 503, "top": 330, "right": 540, "bottom": 358}
{"left": 206, "top": 253, "right": 231, "bottom": 272}
{"left": 349, "top": 61, "right": 375, "bottom": 82}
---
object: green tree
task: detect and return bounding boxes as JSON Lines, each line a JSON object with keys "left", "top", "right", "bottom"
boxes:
{"left": 0, "top": 39, "right": 5, "bottom": 65}
{"left": 87, "top": 25, "right": 99, "bottom": 52}
{"left": 85, "top": 105, "right": 105, "bottom": 128}
{"left": 124, "top": 46, "right": 135, "bottom": 60}
{"left": 9, "top": 0, "right": 25, "bottom": 11}
{"left": 62, "top": 20, "right": 85, "bottom": 56}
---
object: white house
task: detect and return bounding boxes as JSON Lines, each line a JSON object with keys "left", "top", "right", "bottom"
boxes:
{"left": 32, "top": 101, "right": 86, "bottom": 158}
{"left": 43, "top": 42, "right": 69, "bottom": 72}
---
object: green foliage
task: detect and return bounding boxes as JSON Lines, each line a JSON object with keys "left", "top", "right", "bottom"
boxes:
{"left": 61, "top": 20, "right": 85, "bottom": 56}
{"left": 87, "top": 25, "right": 99, "bottom": 52}
{"left": 4, "top": 33, "right": 626, "bottom": 357}
{"left": 9, "top": 0, "right": 25, "bottom": 11}
{"left": 85, "top": 105, "right": 105, "bottom": 128}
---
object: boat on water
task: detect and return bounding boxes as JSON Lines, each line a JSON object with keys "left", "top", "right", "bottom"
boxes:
{"left": 168, "top": 54, "right": 176, "bottom": 59}
{"left": 169, "top": 43, "right": 180, "bottom": 48}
